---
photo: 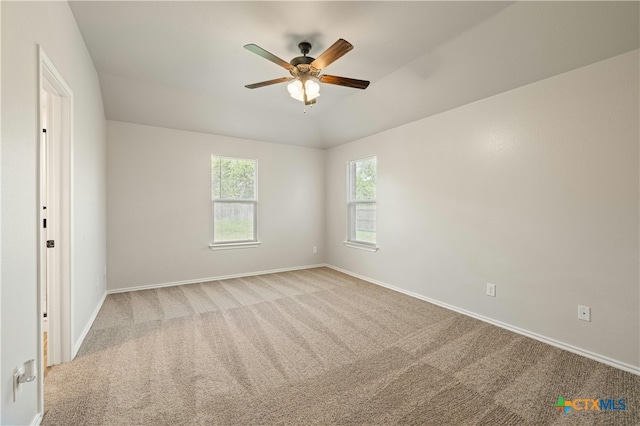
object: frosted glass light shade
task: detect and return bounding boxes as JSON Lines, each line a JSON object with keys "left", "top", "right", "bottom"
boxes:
{"left": 287, "top": 80, "right": 303, "bottom": 100}
{"left": 305, "top": 79, "right": 320, "bottom": 97}
{"left": 287, "top": 79, "right": 320, "bottom": 102}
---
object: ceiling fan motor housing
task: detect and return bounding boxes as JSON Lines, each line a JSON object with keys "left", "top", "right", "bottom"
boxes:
{"left": 290, "top": 41, "right": 315, "bottom": 68}
{"left": 290, "top": 56, "right": 314, "bottom": 66}
{"left": 290, "top": 41, "right": 320, "bottom": 80}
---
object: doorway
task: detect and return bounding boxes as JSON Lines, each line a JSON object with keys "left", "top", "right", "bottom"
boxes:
{"left": 38, "top": 46, "right": 73, "bottom": 413}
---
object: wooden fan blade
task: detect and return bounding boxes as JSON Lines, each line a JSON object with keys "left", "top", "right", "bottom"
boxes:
{"left": 310, "top": 39, "right": 353, "bottom": 70}
{"left": 245, "top": 77, "right": 293, "bottom": 89}
{"left": 244, "top": 44, "right": 294, "bottom": 70}
{"left": 319, "top": 75, "right": 370, "bottom": 89}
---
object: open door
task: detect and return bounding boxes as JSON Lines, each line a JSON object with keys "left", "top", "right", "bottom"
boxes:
{"left": 38, "top": 46, "right": 73, "bottom": 415}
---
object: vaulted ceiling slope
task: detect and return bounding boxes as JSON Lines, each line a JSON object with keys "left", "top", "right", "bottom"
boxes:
{"left": 69, "top": 1, "right": 639, "bottom": 149}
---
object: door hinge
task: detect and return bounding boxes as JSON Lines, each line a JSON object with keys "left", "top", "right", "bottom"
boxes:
{"left": 46, "top": 240, "right": 55, "bottom": 248}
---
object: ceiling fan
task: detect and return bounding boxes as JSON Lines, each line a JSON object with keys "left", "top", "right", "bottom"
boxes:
{"left": 244, "top": 38, "right": 370, "bottom": 107}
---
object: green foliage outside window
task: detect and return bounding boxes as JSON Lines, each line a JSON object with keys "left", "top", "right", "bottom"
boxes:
{"left": 211, "top": 157, "right": 256, "bottom": 200}
{"left": 211, "top": 156, "right": 257, "bottom": 243}
{"left": 354, "top": 157, "right": 376, "bottom": 200}
{"left": 348, "top": 157, "right": 377, "bottom": 246}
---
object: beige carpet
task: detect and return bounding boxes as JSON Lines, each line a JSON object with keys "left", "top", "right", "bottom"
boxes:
{"left": 43, "top": 267, "right": 639, "bottom": 425}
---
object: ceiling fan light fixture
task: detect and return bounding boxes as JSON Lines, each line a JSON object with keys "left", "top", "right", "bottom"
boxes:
{"left": 287, "top": 78, "right": 320, "bottom": 103}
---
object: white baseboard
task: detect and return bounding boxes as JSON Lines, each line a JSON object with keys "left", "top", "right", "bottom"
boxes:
{"left": 31, "top": 412, "right": 43, "bottom": 426}
{"left": 327, "top": 265, "right": 640, "bottom": 376}
{"left": 72, "top": 291, "right": 107, "bottom": 358}
{"left": 107, "top": 264, "right": 328, "bottom": 294}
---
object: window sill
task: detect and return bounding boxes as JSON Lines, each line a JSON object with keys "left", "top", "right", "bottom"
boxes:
{"left": 209, "top": 241, "right": 261, "bottom": 251}
{"left": 343, "top": 241, "right": 379, "bottom": 252}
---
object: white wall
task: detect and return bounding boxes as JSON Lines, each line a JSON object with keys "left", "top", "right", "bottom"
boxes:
{"left": 0, "top": 1, "right": 3, "bottom": 423}
{"left": 326, "top": 51, "right": 639, "bottom": 370}
{"left": 1, "top": 2, "right": 107, "bottom": 424}
{"left": 107, "top": 121, "right": 325, "bottom": 291}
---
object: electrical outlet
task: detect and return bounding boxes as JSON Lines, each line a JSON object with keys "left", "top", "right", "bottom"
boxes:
{"left": 578, "top": 305, "right": 591, "bottom": 322}
{"left": 486, "top": 283, "right": 496, "bottom": 297}
{"left": 312, "top": 246, "right": 317, "bottom": 254}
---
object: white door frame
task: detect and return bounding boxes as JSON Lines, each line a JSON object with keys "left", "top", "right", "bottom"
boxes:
{"left": 37, "top": 46, "right": 73, "bottom": 413}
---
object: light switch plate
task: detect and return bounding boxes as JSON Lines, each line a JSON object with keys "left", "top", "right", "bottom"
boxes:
{"left": 486, "top": 283, "right": 496, "bottom": 297}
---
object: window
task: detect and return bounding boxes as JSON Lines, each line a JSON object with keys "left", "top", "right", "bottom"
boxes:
{"left": 346, "top": 156, "right": 377, "bottom": 250}
{"left": 210, "top": 156, "right": 258, "bottom": 248}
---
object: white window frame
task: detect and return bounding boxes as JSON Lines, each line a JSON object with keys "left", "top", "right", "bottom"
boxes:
{"left": 344, "top": 156, "right": 379, "bottom": 252}
{"left": 209, "top": 155, "right": 260, "bottom": 250}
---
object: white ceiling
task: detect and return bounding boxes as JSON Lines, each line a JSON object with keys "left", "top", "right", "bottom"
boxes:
{"left": 69, "top": 1, "right": 639, "bottom": 149}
